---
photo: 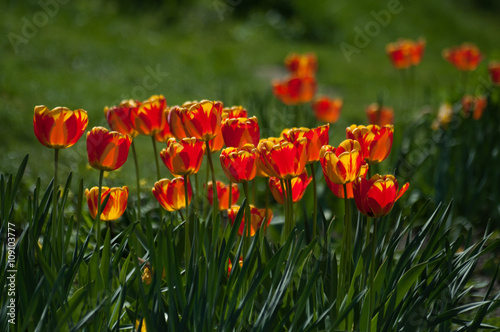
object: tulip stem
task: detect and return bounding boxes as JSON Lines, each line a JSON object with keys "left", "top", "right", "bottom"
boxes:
{"left": 53, "top": 148, "right": 59, "bottom": 264}
{"left": 280, "top": 179, "right": 288, "bottom": 240}
{"left": 286, "top": 179, "right": 294, "bottom": 231}
{"left": 184, "top": 175, "right": 191, "bottom": 267}
{"left": 338, "top": 184, "right": 352, "bottom": 318}
{"left": 369, "top": 218, "right": 377, "bottom": 331}
{"left": 309, "top": 163, "right": 318, "bottom": 239}
{"left": 205, "top": 141, "right": 219, "bottom": 224}
{"left": 131, "top": 141, "right": 141, "bottom": 219}
{"left": 96, "top": 169, "right": 104, "bottom": 253}
{"left": 242, "top": 182, "right": 251, "bottom": 255}
{"left": 152, "top": 136, "right": 161, "bottom": 180}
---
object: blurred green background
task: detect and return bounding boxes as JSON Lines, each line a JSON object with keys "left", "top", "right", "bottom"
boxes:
{"left": 1, "top": 0, "right": 500, "bottom": 207}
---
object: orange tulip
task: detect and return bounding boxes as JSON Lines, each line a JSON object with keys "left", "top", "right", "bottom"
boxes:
{"left": 320, "top": 139, "right": 363, "bottom": 185}
{"left": 86, "top": 127, "right": 132, "bottom": 171}
{"left": 33, "top": 105, "right": 88, "bottom": 149}
{"left": 284, "top": 53, "right": 317, "bottom": 77}
{"left": 167, "top": 105, "right": 189, "bottom": 140}
{"left": 219, "top": 144, "right": 258, "bottom": 183}
{"left": 222, "top": 105, "right": 248, "bottom": 119}
{"left": 104, "top": 99, "right": 139, "bottom": 139}
{"left": 269, "top": 169, "right": 311, "bottom": 205}
{"left": 282, "top": 125, "right": 329, "bottom": 164}
{"left": 207, "top": 181, "right": 240, "bottom": 210}
{"left": 257, "top": 138, "right": 307, "bottom": 180}
{"left": 366, "top": 103, "right": 394, "bottom": 126}
{"left": 130, "top": 94, "right": 167, "bottom": 136}
{"left": 325, "top": 163, "right": 368, "bottom": 199}
{"left": 311, "top": 97, "right": 343, "bottom": 123}
{"left": 160, "top": 138, "right": 205, "bottom": 176}
{"left": 443, "top": 43, "right": 482, "bottom": 71}
{"left": 182, "top": 100, "right": 223, "bottom": 141}
{"left": 85, "top": 186, "right": 128, "bottom": 221}
{"left": 228, "top": 205, "right": 273, "bottom": 237}
{"left": 154, "top": 109, "right": 174, "bottom": 142}
{"left": 489, "top": 62, "right": 500, "bottom": 85}
{"left": 386, "top": 38, "right": 425, "bottom": 69}
{"left": 152, "top": 177, "right": 192, "bottom": 212}
{"left": 272, "top": 75, "right": 316, "bottom": 105}
{"left": 221, "top": 116, "right": 260, "bottom": 148}
{"left": 462, "top": 95, "right": 487, "bottom": 120}
{"left": 353, "top": 174, "right": 409, "bottom": 218}
{"left": 209, "top": 131, "right": 225, "bottom": 153}
{"left": 346, "top": 125, "right": 393, "bottom": 165}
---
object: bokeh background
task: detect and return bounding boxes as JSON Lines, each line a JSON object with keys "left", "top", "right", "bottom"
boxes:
{"left": 2, "top": 0, "right": 500, "bottom": 225}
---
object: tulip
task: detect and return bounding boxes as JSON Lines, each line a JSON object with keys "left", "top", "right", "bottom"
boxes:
{"left": 104, "top": 99, "right": 139, "bottom": 138}
{"left": 366, "top": 103, "right": 394, "bottom": 127}
{"left": 325, "top": 163, "right": 368, "bottom": 199}
{"left": 462, "top": 95, "right": 487, "bottom": 120}
{"left": 182, "top": 100, "right": 223, "bottom": 141}
{"left": 311, "top": 97, "right": 343, "bottom": 123}
{"left": 222, "top": 105, "right": 248, "bottom": 119}
{"left": 209, "top": 131, "right": 225, "bottom": 153}
{"left": 346, "top": 125, "right": 393, "bottom": 165}
{"left": 320, "top": 139, "right": 364, "bottom": 185}
{"left": 443, "top": 43, "right": 482, "bottom": 71}
{"left": 257, "top": 138, "right": 307, "bottom": 180}
{"left": 284, "top": 53, "right": 317, "bottom": 77}
{"left": 207, "top": 181, "right": 240, "bottom": 210}
{"left": 219, "top": 144, "right": 258, "bottom": 183}
{"left": 221, "top": 116, "right": 260, "bottom": 148}
{"left": 431, "top": 103, "right": 453, "bottom": 130}
{"left": 167, "top": 105, "right": 189, "bottom": 140}
{"left": 154, "top": 116, "right": 174, "bottom": 143}
{"left": 228, "top": 256, "right": 244, "bottom": 277}
{"left": 160, "top": 138, "right": 205, "bottom": 176}
{"left": 152, "top": 177, "right": 192, "bottom": 212}
{"left": 353, "top": 174, "right": 409, "bottom": 218}
{"left": 269, "top": 170, "right": 311, "bottom": 205}
{"left": 85, "top": 186, "right": 128, "bottom": 221}
{"left": 227, "top": 205, "right": 273, "bottom": 237}
{"left": 33, "top": 105, "right": 88, "bottom": 149}
{"left": 488, "top": 62, "right": 500, "bottom": 85}
{"left": 130, "top": 94, "right": 167, "bottom": 136}
{"left": 254, "top": 138, "right": 282, "bottom": 178}
{"left": 272, "top": 75, "right": 316, "bottom": 105}
{"left": 86, "top": 127, "right": 132, "bottom": 171}
{"left": 386, "top": 38, "right": 425, "bottom": 69}
{"left": 282, "top": 124, "right": 329, "bottom": 164}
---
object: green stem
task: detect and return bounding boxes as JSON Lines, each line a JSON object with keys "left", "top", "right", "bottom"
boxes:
{"left": 280, "top": 179, "right": 288, "bottom": 239}
{"left": 242, "top": 182, "right": 251, "bottom": 255}
{"left": 131, "top": 141, "right": 141, "bottom": 219}
{"left": 309, "top": 163, "right": 318, "bottom": 239}
{"left": 53, "top": 148, "right": 59, "bottom": 264}
{"left": 369, "top": 218, "right": 377, "bottom": 331}
{"left": 184, "top": 175, "right": 190, "bottom": 266}
{"left": 152, "top": 136, "right": 161, "bottom": 180}
{"left": 96, "top": 169, "right": 104, "bottom": 253}
{"left": 252, "top": 179, "right": 256, "bottom": 204}
{"left": 344, "top": 184, "right": 351, "bottom": 285}
{"left": 205, "top": 141, "right": 218, "bottom": 224}
{"left": 286, "top": 179, "right": 294, "bottom": 231}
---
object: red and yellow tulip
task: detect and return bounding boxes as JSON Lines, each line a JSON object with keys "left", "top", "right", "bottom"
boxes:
{"left": 221, "top": 116, "right": 260, "bottom": 148}
{"left": 443, "top": 43, "right": 482, "bottom": 71}
{"left": 104, "top": 99, "right": 139, "bottom": 139}
{"left": 320, "top": 139, "right": 364, "bottom": 185}
{"left": 228, "top": 205, "right": 273, "bottom": 237}
{"left": 272, "top": 75, "right": 316, "bottom": 105}
{"left": 182, "top": 100, "right": 223, "bottom": 141}
{"left": 462, "top": 95, "right": 487, "bottom": 120}
{"left": 366, "top": 103, "right": 394, "bottom": 127}
{"left": 130, "top": 94, "right": 167, "bottom": 136}
{"left": 386, "top": 38, "right": 425, "bottom": 69}
{"left": 269, "top": 169, "right": 311, "bottom": 205}
{"left": 284, "top": 53, "right": 317, "bottom": 77}
{"left": 311, "top": 97, "right": 343, "bottom": 124}
{"left": 33, "top": 105, "right": 88, "bottom": 149}
{"left": 222, "top": 105, "right": 248, "bottom": 119}
{"left": 160, "top": 138, "right": 205, "bottom": 176}
{"left": 219, "top": 144, "right": 258, "bottom": 183}
{"left": 346, "top": 125, "right": 393, "bottom": 165}
{"left": 167, "top": 105, "right": 189, "bottom": 140}
{"left": 207, "top": 181, "right": 240, "bottom": 210}
{"left": 257, "top": 138, "right": 307, "bottom": 180}
{"left": 85, "top": 186, "right": 128, "bottom": 221}
{"left": 152, "top": 177, "right": 192, "bottom": 212}
{"left": 325, "top": 163, "right": 368, "bottom": 199}
{"left": 86, "top": 127, "right": 132, "bottom": 171}
{"left": 282, "top": 125, "right": 329, "bottom": 164}
{"left": 353, "top": 174, "right": 409, "bottom": 218}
